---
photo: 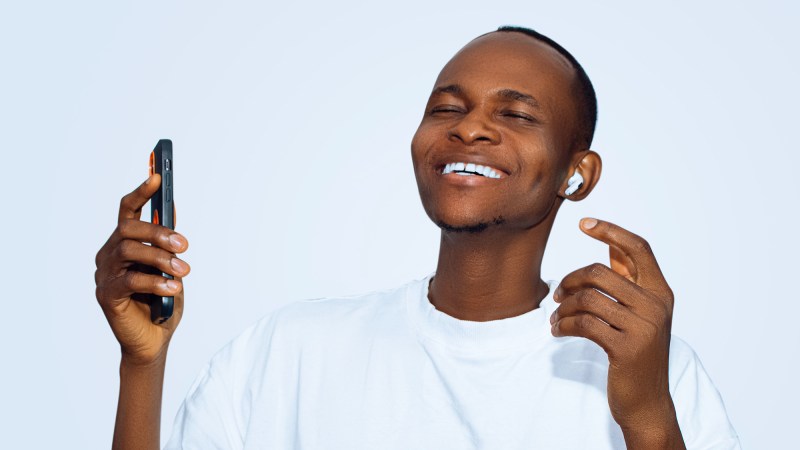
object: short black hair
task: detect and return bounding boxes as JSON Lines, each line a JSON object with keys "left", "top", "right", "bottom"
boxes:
{"left": 494, "top": 26, "right": 598, "bottom": 150}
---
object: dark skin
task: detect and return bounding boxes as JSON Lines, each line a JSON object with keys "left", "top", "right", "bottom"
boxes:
{"left": 412, "top": 32, "right": 685, "bottom": 448}
{"left": 95, "top": 173, "right": 189, "bottom": 450}
{"left": 96, "top": 31, "right": 684, "bottom": 449}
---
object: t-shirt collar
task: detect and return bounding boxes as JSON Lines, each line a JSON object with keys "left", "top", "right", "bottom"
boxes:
{"left": 406, "top": 272, "right": 558, "bottom": 353}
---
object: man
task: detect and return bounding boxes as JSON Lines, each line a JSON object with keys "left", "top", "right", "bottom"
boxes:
{"left": 95, "top": 26, "right": 740, "bottom": 449}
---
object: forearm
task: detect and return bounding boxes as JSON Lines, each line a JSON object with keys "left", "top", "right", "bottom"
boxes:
{"left": 112, "top": 354, "right": 168, "bottom": 450}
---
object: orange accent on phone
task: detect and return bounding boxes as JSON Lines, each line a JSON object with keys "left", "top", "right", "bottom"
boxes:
{"left": 149, "top": 151, "right": 155, "bottom": 176}
{"left": 153, "top": 209, "right": 159, "bottom": 225}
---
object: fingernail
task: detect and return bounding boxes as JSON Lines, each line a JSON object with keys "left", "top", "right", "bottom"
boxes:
{"left": 581, "top": 218, "right": 598, "bottom": 229}
{"left": 553, "top": 286, "right": 563, "bottom": 301}
{"left": 550, "top": 312, "right": 557, "bottom": 325}
{"left": 169, "top": 234, "right": 186, "bottom": 250}
{"left": 166, "top": 279, "right": 180, "bottom": 291}
{"left": 171, "top": 258, "right": 188, "bottom": 273}
{"left": 143, "top": 175, "right": 152, "bottom": 185}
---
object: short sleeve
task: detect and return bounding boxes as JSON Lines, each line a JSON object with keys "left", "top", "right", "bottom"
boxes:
{"left": 669, "top": 336, "right": 742, "bottom": 449}
{"left": 163, "top": 352, "right": 245, "bottom": 450}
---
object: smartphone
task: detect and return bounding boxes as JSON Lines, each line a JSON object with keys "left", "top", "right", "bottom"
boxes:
{"left": 147, "top": 139, "right": 175, "bottom": 323}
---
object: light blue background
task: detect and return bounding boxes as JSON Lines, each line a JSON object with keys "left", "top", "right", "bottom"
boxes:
{"left": 1, "top": 0, "right": 797, "bottom": 448}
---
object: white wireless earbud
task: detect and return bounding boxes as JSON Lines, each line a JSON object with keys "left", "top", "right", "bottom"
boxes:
{"left": 564, "top": 172, "right": 584, "bottom": 196}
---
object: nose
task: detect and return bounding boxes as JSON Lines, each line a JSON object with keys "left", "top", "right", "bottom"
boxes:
{"left": 447, "top": 109, "right": 501, "bottom": 145}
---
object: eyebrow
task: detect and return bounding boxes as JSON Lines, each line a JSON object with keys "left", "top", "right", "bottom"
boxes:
{"left": 497, "top": 88, "right": 542, "bottom": 110}
{"left": 431, "top": 84, "right": 463, "bottom": 96}
{"left": 430, "top": 84, "right": 542, "bottom": 110}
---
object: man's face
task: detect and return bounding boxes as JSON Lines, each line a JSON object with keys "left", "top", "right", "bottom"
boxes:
{"left": 411, "top": 32, "right": 580, "bottom": 233}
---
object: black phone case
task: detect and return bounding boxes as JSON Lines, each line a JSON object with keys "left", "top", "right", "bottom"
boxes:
{"left": 148, "top": 139, "right": 175, "bottom": 323}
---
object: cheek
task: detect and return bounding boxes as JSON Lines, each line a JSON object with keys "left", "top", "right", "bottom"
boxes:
{"left": 410, "top": 124, "right": 439, "bottom": 177}
{"left": 523, "top": 166, "right": 557, "bottom": 194}
{"left": 410, "top": 127, "right": 426, "bottom": 170}
{"left": 515, "top": 135, "right": 566, "bottom": 193}
{"left": 409, "top": 128, "right": 433, "bottom": 197}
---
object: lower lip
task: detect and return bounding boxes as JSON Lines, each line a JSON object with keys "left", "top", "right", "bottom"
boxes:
{"left": 438, "top": 171, "right": 505, "bottom": 185}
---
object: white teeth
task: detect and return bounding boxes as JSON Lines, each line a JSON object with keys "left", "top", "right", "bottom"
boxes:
{"left": 441, "top": 161, "right": 504, "bottom": 178}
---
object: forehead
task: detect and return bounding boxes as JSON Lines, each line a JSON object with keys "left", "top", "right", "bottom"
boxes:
{"left": 434, "top": 32, "right": 577, "bottom": 111}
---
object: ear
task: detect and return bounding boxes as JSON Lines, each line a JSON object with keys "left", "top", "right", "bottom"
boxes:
{"left": 558, "top": 150, "right": 602, "bottom": 201}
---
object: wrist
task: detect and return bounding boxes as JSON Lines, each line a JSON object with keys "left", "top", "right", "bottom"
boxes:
{"left": 619, "top": 402, "right": 685, "bottom": 450}
{"left": 120, "top": 347, "right": 169, "bottom": 372}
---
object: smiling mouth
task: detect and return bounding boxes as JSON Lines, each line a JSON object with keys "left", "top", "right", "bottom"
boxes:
{"left": 441, "top": 162, "right": 504, "bottom": 179}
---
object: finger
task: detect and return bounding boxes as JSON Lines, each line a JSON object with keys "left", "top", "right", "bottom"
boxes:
{"left": 97, "top": 271, "right": 182, "bottom": 306}
{"left": 171, "top": 275, "right": 185, "bottom": 323}
{"left": 116, "top": 219, "right": 188, "bottom": 253}
{"left": 118, "top": 174, "right": 161, "bottom": 223}
{"left": 95, "top": 220, "right": 188, "bottom": 282}
{"left": 95, "top": 233, "right": 116, "bottom": 270}
{"left": 609, "top": 245, "right": 635, "bottom": 282}
{"left": 550, "top": 288, "right": 633, "bottom": 331}
{"left": 579, "top": 218, "right": 669, "bottom": 292}
{"left": 555, "top": 263, "right": 663, "bottom": 317}
{"left": 551, "top": 313, "right": 621, "bottom": 355}
{"left": 111, "top": 239, "right": 191, "bottom": 278}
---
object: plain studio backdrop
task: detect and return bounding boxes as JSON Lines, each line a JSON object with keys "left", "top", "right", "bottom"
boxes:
{"left": 1, "top": 0, "right": 797, "bottom": 448}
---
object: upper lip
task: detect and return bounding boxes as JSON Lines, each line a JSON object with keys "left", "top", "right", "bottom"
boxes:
{"left": 433, "top": 154, "right": 512, "bottom": 176}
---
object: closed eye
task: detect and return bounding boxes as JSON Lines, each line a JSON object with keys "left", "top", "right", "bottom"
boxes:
{"left": 502, "top": 111, "right": 536, "bottom": 122}
{"left": 430, "top": 106, "right": 465, "bottom": 115}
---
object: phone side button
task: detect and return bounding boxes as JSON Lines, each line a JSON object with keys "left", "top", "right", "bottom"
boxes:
{"left": 166, "top": 188, "right": 172, "bottom": 203}
{"left": 166, "top": 172, "right": 172, "bottom": 186}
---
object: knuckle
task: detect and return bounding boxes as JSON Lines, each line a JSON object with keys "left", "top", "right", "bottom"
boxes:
{"left": 576, "top": 314, "right": 595, "bottom": 331}
{"left": 117, "top": 220, "right": 133, "bottom": 236}
{"left": 586, "top": 263, "right": 606, "bottom": 279}
{"left": 119, "top": 194, "right": 133, "bottom": 210}
{"left": 663, "top": 288, "right": 675, "bottom": 305}
{"left": 658, "top": 297, "right": 672, "bottom": 316}
{"left": 117, "top": 240, "right": 135, "bottom": 259}
{"left": 122, "top": 271, "right": 139, "bottom": 290}
{"left": 576, "top": 290, "right": 593, "bottom": 309}
{"left": 634, "top": 237, "right": 652, "bottom": 253}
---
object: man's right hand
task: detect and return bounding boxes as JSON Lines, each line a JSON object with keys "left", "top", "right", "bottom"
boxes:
{"left": 95, "top": 174, "right": 190, "bottom": 367}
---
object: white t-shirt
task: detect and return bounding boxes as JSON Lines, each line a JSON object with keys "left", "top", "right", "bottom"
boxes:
{"left": 165, "top": 274, "right": 740, "bottom": 449}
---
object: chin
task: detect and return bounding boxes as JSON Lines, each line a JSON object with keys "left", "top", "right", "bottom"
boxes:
{"left": 427, "top": 205, "right": 508, "bottom": 234}
{"left": 433, "top": 216, "right": 507, "bottom": 233}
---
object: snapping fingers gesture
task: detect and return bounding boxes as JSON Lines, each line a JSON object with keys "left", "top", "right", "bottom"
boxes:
{"left": 550, "top": 218, "right": 686, "bottom": 449}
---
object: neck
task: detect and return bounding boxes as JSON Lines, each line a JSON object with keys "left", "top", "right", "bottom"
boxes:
{"left": 429, "top": 207, "right": 559, "bottom": 322}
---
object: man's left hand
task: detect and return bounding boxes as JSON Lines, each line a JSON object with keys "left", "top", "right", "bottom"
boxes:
{"left": 550, "top": 218, "right": 686, "bottom": 449}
